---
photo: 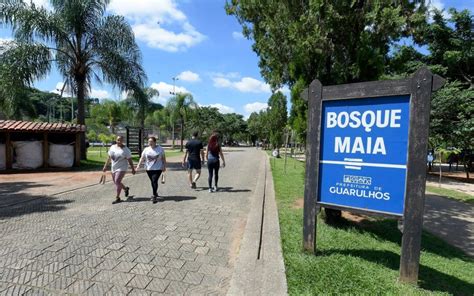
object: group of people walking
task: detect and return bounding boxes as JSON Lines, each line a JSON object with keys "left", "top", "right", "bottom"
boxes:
{"left": 102, "top": 131, "right": 225, "bottom": 204}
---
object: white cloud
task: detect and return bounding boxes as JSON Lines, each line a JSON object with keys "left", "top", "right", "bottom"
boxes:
{"left": 150, "top": 81, "right": 190, "bottom": 103}
{"left": 244, "top": 102, "right": 268, "bottom": 114}
{"left": 0, "top": 37, "right": 13, "bottom": 44}
{"left": 232, "top": 31, "right": 244, "bottom": 40}
{"left": 177, "top": 71, "right": 200, "bottom": 82}
{"left": 205, "top": 103, "right": 235, "bottom": 114}
{"left": 108, "top": 0, "right": 205, "bottom": 52}
{"left": 0, "top": 38, "right": 13, "bottom": 53}
{"left": 31, "top": 0, "right": 50, "bottom": 9}
{"left": 213, "top": 77, "right": 233, "bottom": 88}
{"left": 51, "top": 82, "right": 72, "bottom": 97}
{"left": 212, "top": 75, "right": 271, "bottom": 93}
{"left": 90, "top": 89, "right": 111, "bottom": 100}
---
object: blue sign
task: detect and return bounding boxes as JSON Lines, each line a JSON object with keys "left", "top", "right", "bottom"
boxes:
{"left": 318, "top": 95, "right": 410, "bottom": 216}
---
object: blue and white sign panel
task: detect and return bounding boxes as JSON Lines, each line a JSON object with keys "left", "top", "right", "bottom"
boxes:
{"left": 318, "top": 95, "right": 410, "bottom": 216}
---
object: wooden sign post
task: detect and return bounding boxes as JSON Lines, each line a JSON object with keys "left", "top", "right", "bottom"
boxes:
{"left": 303, "top": 67, "right": 445, "bottom": 283}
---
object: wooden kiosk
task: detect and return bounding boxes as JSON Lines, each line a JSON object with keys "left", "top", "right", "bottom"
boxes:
{"left": 0, "top": 120, "right": 86, "bottom": 171}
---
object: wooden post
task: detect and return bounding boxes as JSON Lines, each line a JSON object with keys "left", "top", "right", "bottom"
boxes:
{"left": 6, "top": 132, "right": 12, "bottom": 170}
{"left": 43, "top": 132, "right": 49, "bottom": 168}
{"left": 399, "top": 67, "right": 437, "bottom": 283}
{"left": 75, "top": 133, "right": 81, "bottom": 167}
{"left": 303, "top": 81, "right": 323, "bottom": 253}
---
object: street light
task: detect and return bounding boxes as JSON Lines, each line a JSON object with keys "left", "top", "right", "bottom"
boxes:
{"left": 170, "top": 76, "right": 179, "bottom": 96}
{"left": 57, "top": 81, "right": 74, "bottom": 122}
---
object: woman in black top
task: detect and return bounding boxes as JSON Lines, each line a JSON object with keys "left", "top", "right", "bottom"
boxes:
{"left": 206, "top": 133, "right": 226, "bottom": 192}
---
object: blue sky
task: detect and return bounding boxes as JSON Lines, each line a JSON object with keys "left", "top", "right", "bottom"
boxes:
{"left": 1, "top": 0, "right": 472, "bottom": 118}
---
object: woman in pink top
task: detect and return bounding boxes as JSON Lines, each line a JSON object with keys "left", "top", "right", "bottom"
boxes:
{"left": 103, "top": 136, "right": 136, "bottom": 204}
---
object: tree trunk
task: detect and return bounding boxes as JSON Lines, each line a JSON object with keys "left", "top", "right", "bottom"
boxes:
{"left": 180, "top": 117, "right": 184, "bottom": 152}
{"left": 76, "top": 76, "right": 87, "bottom": 160}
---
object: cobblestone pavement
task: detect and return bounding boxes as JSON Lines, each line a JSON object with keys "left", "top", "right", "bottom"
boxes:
{"left": 0, "top": 147, "right": 263, "bottom": 295}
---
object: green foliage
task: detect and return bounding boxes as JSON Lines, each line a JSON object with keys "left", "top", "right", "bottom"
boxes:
{"left": 423, "top": 8, "right": 473, "bottom": 87}
{"left": 167, "top": 93, "right": 197, "bottom": 150}
{"left": 226, "top": 0, "right": 426, "bottom": 88}
{"left": 270, "top": 154, "right": 474, "bottom": 295}
{"left": 430, "top": 81, "right": 474, "bottom": 150}
{"left": 289, "top": 78, "right": 307, "bottom": 144}
{"left": 0, "top": 41, "right": 51, "bottom": 118}
{"left": 267, "top": 91, "right": 287, "bottom": 150}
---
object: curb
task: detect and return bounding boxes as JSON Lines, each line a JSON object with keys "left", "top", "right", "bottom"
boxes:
{"left": 228, "top": 151, "right": 288, "bottom": 295}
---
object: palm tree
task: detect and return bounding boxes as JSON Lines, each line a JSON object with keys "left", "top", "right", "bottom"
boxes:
{"left": 1, "top": 0, "right": 146, "bottom": 159}
{"left": 126, "top": 87, "right": 159, "bottom": 130}
{"left": 167, "top": 93, "right": 198, "bottom": 151}
{"left": 103, "top": 100, "right": 121, "bottom": 135}
{"left": 0, "top": 41, "right": 50, "bottom": 119}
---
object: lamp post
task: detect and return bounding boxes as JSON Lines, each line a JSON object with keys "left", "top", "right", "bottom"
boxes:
{"left": 170, "top": 76, "right": 179, "bottom": 96}
{"left": 170, "top": 76, "right": 179, "bottom": 148}
{"left": 57, "top": 81, "right": 73, "bottom": 122}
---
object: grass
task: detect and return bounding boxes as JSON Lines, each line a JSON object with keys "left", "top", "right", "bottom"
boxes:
{"left": 269, "top": 154, "right": 474, "bottom": 295}
{"left": 80, "top": 147, "right": 183, "bottom": 171}
{"left": 426, "top": 185, "right": 474, "bottom": 204}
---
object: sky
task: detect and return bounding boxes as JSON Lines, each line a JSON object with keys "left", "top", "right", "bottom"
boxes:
{"left": 0, "top": 0, "right": 472, "bottom": 119}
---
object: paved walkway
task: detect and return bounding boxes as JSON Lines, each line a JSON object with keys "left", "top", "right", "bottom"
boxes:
{"left": 0, "top": 148, "right": 285, "bottom": 295}
{"left": 424, "top": 194, "right": 474, "bottom": 257}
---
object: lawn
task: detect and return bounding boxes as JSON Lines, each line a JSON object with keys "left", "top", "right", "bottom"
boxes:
{"left": 269, "top": 154, "right": 474, "bottom": 295}
{"left": 426, "top": 185, "right": 474, "bottom": 204}
{"left": 81, "top": 147, "right": 183, "bottom": 170}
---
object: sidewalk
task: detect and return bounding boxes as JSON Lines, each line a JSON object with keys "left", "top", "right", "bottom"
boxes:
{"left": 0, "top": 148, "right": 287, "bottom": 295}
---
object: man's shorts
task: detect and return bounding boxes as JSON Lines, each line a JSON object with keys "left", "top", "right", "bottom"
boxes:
{"left": 187, "top": 159, "right": 202, "bottom": 170}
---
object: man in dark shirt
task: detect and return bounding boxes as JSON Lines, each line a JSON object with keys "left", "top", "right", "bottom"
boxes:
{"left": 182, "top": 131, "right": 205, "bottom": 189}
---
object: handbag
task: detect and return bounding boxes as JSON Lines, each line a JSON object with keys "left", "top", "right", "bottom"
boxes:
{"left": 99, "top": 173, "right": 106, "bottom": 184}
{"left": 161, "top": 172, "right": 166, "bottom": 184}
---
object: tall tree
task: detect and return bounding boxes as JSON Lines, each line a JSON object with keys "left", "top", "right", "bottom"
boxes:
{"left": 1, "top": 0, "right": 146, "bottom": 158}
{"left": 424, "top": 8, "right": 473, "bottom": 88}
{"left": 226, "top": 0, "right": 427, "bottom": 88}
{"left": 167, "top": 93, "right": 198, "bottom": 151}
{"left": 267, "top": 91, "right": 287, "bottom": 154}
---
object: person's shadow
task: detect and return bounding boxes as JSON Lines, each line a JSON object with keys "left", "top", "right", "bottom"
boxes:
{"left": 196, "top": 187, "right": 251, "bottom": 193}
{"left": 125, "top": 195, "right": 196, "bottom": 202}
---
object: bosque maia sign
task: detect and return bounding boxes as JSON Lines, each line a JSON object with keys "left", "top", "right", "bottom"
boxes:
{"left": 318, "top": 95, "right": 410, "bottom": 216}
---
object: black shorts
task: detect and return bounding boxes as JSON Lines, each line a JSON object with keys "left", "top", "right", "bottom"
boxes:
{"left": 187, "top": 159, "right": 201, "bottom": 170}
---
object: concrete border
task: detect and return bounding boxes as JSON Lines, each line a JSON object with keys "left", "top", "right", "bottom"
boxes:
{"left": 228, "top": 151, "right": 288, "bottom": 295}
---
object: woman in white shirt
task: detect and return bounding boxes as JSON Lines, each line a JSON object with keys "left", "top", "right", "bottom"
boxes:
{"left": 103, "top": 136, "right": 136, "bottom": 204}
{"left": 136, "top": 136, "right": 167, "bottom": 203}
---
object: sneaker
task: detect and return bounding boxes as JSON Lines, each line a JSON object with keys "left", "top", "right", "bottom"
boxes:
{"left": 209, "top": 188, "right": 213, "bottom": 193}
{"left": 112, "top": 198, "right": 122, "bottom": 204}
{"left": 191, "top": 182, "right": 196, "bottom": 189}
{"left": 152, "top": 196, "right": 158, "bottom": 204}
{"left": 124, "top": 187, "right": 130, "bottom": 197}
{"left": 214, "top": 186, "right": 218, "bottom": 192}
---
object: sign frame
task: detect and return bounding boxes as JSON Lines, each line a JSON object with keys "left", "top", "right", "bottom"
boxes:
{"left": 302, "top": 67, "right": 445, "bottom": 283}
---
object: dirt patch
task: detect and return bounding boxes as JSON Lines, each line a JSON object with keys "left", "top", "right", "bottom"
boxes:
{"left": 429, "top": 171, "right": 473, "bottom": 184}
{"left": 292, "top": 198, "right": 304, "bottom": 209}
{"left": 341, "top": 211, "right": 370, "bottom": 223}
{"left": 228, "top": 218, "right": 247, "bottom": 265}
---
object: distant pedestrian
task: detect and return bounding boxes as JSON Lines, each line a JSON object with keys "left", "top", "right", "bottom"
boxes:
{"left": 206, "top": 133, "right": 226, "bottom": 192}
{"left": 136, "top": 136, "right": 166, "bottom": 203}
{"left": 427, "top": 151, "right": 434, "bottom": 171}
{"left": 182, "top": 131, "right": 205, "bottom": 189}
{"left": 103, "top": 136, "right": 135, "bottom": 204}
